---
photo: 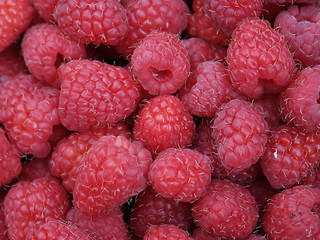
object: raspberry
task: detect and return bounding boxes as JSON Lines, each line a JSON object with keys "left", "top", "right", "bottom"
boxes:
{"left": 192, "top": 227, "right": 224, "bottom": 240}
{"left": 131, "top": 31, "right": 190, "bottom": 96}
{"left": 32, "top": 0, "right": 57, "bottom": 23}
{"left": 50, "top": 123, "right": 131, "bottom": 192}
{"left": 21, "top": 23, "right": 86, "bottom": 88}
{"left": 116, "top": 0, "right": 189, "bottom": 58}
{"left": 300, "top": 164, "right": 320, "bottom": 189}
{"left": 0, "top": 199, "right": 8, "bottom": 240}
{"left": 212, "top": 99, "right": 268, "bottom": 171}
{"left": 133, "top": 95, "right": 195, "bottom": 154}
{"left": 242, "top": 234, "right": 267, "bottom": 240}
{"left": 148, "top": 148, "right": 211, "bottom": 202}
{"left": 73, "top": 135, "right": 152, "bottom": 215}
{"left": 227, "top": 18, "right": 295, "bottom": 98}
{"left": 260, "top": 125, "right": 320, "bottom": 189}
{"left": 278, "top": 65, "right": 320, "bottom": 132}
{"left": 66, "top": 207, "right": 130, "bottom": 240}
{"left": 3, "top": 177, "right": 71, "bottom": 240}
{"left": 58, "top": 59, "right": 140, "bottom": 131}
{"left": 144, "top": 224, "right": 193, "bottom": 240}
{"left": 0, "top": 74, "right": 60, "bottom": 158}
{"left": 192, "top": 179, "right": 259, "bottom": 239}
{"left": 47, "top": 124, "right": 70, "bottom": 149}
{"left": 26, "top": 220, "right": 92, "bottom": 240}
{"left": 19, "top": 157, "right": 53, "bottom": 181}
{"left": 0, "top": 0, "right": 34, "bottom": 52}
{"left": 262, "top": 185, "right": 320, "bottom": 240}
{"left": 54, "top": 0, "right": 128, "bottom": 45}
{"left": 274, "top": 5, "right": 320, "bottom": 67}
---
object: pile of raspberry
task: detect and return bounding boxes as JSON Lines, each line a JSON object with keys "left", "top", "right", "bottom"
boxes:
{"left": 0, "top": 0, "right": 319, "bottom": 239}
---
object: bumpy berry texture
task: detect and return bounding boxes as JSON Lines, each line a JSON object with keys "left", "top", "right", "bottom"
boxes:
{"left": 66, "top": 207, "right": 130, "bottom": 240}
{"left": 116, "top": 0, "right": 189, "bottom": 57}
{"left": 243, "top": 234, "right": 268, "bottom": 240}
{"left": 0, "top": 74, "right": 60, "bottom": 158}
{"left": 192, "top": 179, "right": 259, "bottom": 239}
{"left": 149, "top": 148, "right": 211, "bottom": 202}
{"left": 262, "top": 185, "right": 320, "bottom": 240}
{"left": 0, "top": 0, "right": 34, "bottom": 52}
{"left": 278, "top": 65, "right": 320, "bottom": 132}
{"left": 143, "top": 224, "right": 193, "bottom": 240}
{"left": 73, "top": 135, "right": 152, "bottom": 215}
{"left": 133, "top": 95, "right": 195, "bottom": 154}
{"left": 58, "top": 59, "right": 140, "bottom": 131}
{"left": 0, "top": 199, "right": 8, "bottom": 240}
{"left": 21, "top": 23, "right": 86, "bottom": 88}
{"left": 131, "top": 31, "right": 190, "bottom": 96}
{"left": 227, "top": 18, "right": 295, "bottom": 98}
{"left": 191, "top": 227, "right": 223, "bottom": 240}
{"left": 300, "top": 164, "right": 320, "bottom": 189}
{"left": 129, "top": 187, "right": 193, "bottom": 238}
{"left": 274, "top": 5, "right": 320, "bottom": 67}
{"left": 54, "top": 0, "right": 128, "bottom": 45}
{"left": 19, "top": 157, "right": 53, "bottom": 181}
{"left": 260, "top": 125, "right": 320, "bottom": 189}
{"left": 205, "top": 0, "right": 263, "bottom": 35}
{"left": 50, "top": 123, "right": 131, "bottom": 192}
{"left": 26, "top": 220, "right": 92, "bottom": 240}
{"left": 32, "top": 0, "right": 57, "bottom": 23}
{"left": 212, "top": 99, "right": 268, "bottom": 171}
{"left": 3, "top": 177, "right": 71, "bottom": 240}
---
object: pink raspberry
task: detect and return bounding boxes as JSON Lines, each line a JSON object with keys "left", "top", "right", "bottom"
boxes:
{"left": 32, "top": 0, "right": 57, "bottom": 23}
{"left": 212, "top": 99, "right": 268, "bottom": 171}
{"left": 3, "top": 177, "right": 71, "bottom": 240}
{"left": 262, "top": 185, "right": 320, "bottom": 240}
{"left": 73, "top": 135, "right": 152, "bottom": 215}
{"left": 50, "top": 123, "right": 131, "bottom": 192}
{"left": 148, "top": 148, "right": 212, "bottom": 202}
{"left": 131, "top": 31, "right": 190, "bottom": 96}
{"left": 19, "top": 157, "right": 53, "bottom": 181}
{"left": 0, "top": 74, "right": 61, "bottom": 158}
{"left": 227, "top": 18, "right": 296, "bottom": 98}
{"left": 260, "top": 125, "right": 320, "bottom": 189}
{"left": 58, "top": 59, "right": 140, "bottom": 131}
{"left": 274, "top": 5, "right": 320, "bottom": 67}
{"left": 21, "top": 23, "right": 86, "bottom": 88}
{"left": 278, "top": 65, "right": 320, "bottom": 132}
{"left": 54, "top": 0, "right": 128, "bottom": 45}
{"left": 192, "top": 179, "right": 259, "bottom": 239}
{"left": 129, "top": 187, "right": 193, "bottom": 238}
{"left": 144, "top": 224, "right": 193, "bottom": 240}
{"left": 66, "top": 207, "right": 130, "bottom": 240}
{"left": 133, "top": 95, "right": 195, "bottom": 154}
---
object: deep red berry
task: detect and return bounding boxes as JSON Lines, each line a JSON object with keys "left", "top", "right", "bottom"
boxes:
{"left": 0, "top": 199, "right": 8, "bottom": 240}
{"left": 19, "top": 157, "right": 53, "bottom": 181}
{"left": 191, "top": 227, "right": 223, "bottom": 240}
{"left": 143, "top": 224, "right": 193, "bottom": 240}
{"left": 300, "top": 164, "right": 320, "bottom": 189}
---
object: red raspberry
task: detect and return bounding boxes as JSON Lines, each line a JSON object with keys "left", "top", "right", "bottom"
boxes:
{"left": 73, "top": 135, "right": 152, "bottom": 215}
{"left": 204, "top": 0, "right": 263, "bottom": 35}
{"left": 131, "top": 31, "right": 190, "bottom": 96}
{"left": 227, "top": 18, "right": 296, "bottom": 98}
{"left": 0, "top": 0, "right": 34, "bottom": 52}
{"left": 47, "top": 124, "right": 70, "bottom": 149}
{"left": 26, "top": 220, "right": 92, "bottom": 240}
{"left": 116, "top": 0, "right": 189, "bottom": 58}
{"left": 274, "top": 5, "right": 320, "bottom": 67}
{"left": 66, "top": 207, "right": 130, "bottom": 240}
{"left": 191, "top": 227, "right": 224, "bottom": 240}
{"left": 144, "top": 224, "right": 193, "bottom": 240}
{"left": 260, "top": 125, "right": 320, "bottom": 189}
{"left": 262, "top": 185, "right": 320, "bottom": 240}
{"left": 300, "top": 164, "right": 320, "bottom": 189}
{"left": 192, "top": 179, "right": 259, "bottom": 239}
{"left": 3, "top": 177, "right": 71, "bottom": 240}
{"left": 54, "top": 0, "right": 128, "bottom": 45}
{"left": 19, "top": 157, "right": 53, "bottom": 181}
{"left": 129, "top": 187, "right": 193, "bottom": 238}
{"left": 0, "top": 74, "right": 60, "bottom": 158}
{"left": 266, "top": 0, "right": 317, "bottom": 5}
{"left": 50, "top": 123, "right": 131, "bottom": 192}
{"left": 212, "top": 99, "right": 268, "bottom": 171}
{"left": 242, "top": 234, "right": 267, "bottom": 240}
{"left": 278, "top": 65, "right": 320, "bottom": 132}
{"left": 0, "top": 199, "right": 8, "bottom": 240}
{"left": 32, "top": 0, "right": 57, "bottom": 23}
{"left": 58, "top": 59, "right": 140, "bottom": 131}
{"left": 133, "top": 95, "right": 195, "bottom": 154}
{"left": 21, "top": 23, "right": 86, "bottom": 88}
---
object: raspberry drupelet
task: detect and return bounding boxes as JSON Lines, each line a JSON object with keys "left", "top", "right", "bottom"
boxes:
{"left": 143, "top": 224, "right": 194, "bottom": 240}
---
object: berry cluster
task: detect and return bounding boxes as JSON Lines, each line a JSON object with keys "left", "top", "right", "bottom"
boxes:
{"left": 0, "top": 0, "right": 319, "bottom": 239}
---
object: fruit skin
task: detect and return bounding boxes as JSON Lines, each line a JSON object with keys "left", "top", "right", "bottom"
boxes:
{"left": 143, "top": 224, "right": 193, "bottom": 240}
{"left": 3, "top": 177, "right": 71, "bottom": 240}
{"left": 0, "top": 199, "right": 8, "bottom": 240}
{"left": 191, "top": 227, "right": 223, "bottom": 240}
{"left": 32, "top": 0, "right": 57, "bottom": 23}
{"left": 133, "top": 95, "right": 195, "bottom": 154}
{"left": 192, "top": 179, "right": 259, "bottom": 239}
{"left": 58, "top": 59, "right": 141, "bottom": 131}
{"left": 19, "top": 157, "right": 52, "bottom": 181}
{"left": 278, "top": 65, "right": 320, "bottom": 132}
{"left": 227, "top": 17, "right": 295, "bottom": 98}
{"left": 262, "top": 185, "right": 320, "bottom": 240}
{"left": 73, "top": 135, "right": 152, "bottom": 215}
{"left": 260, "top": 125, "right": 320, "bottom": 189}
